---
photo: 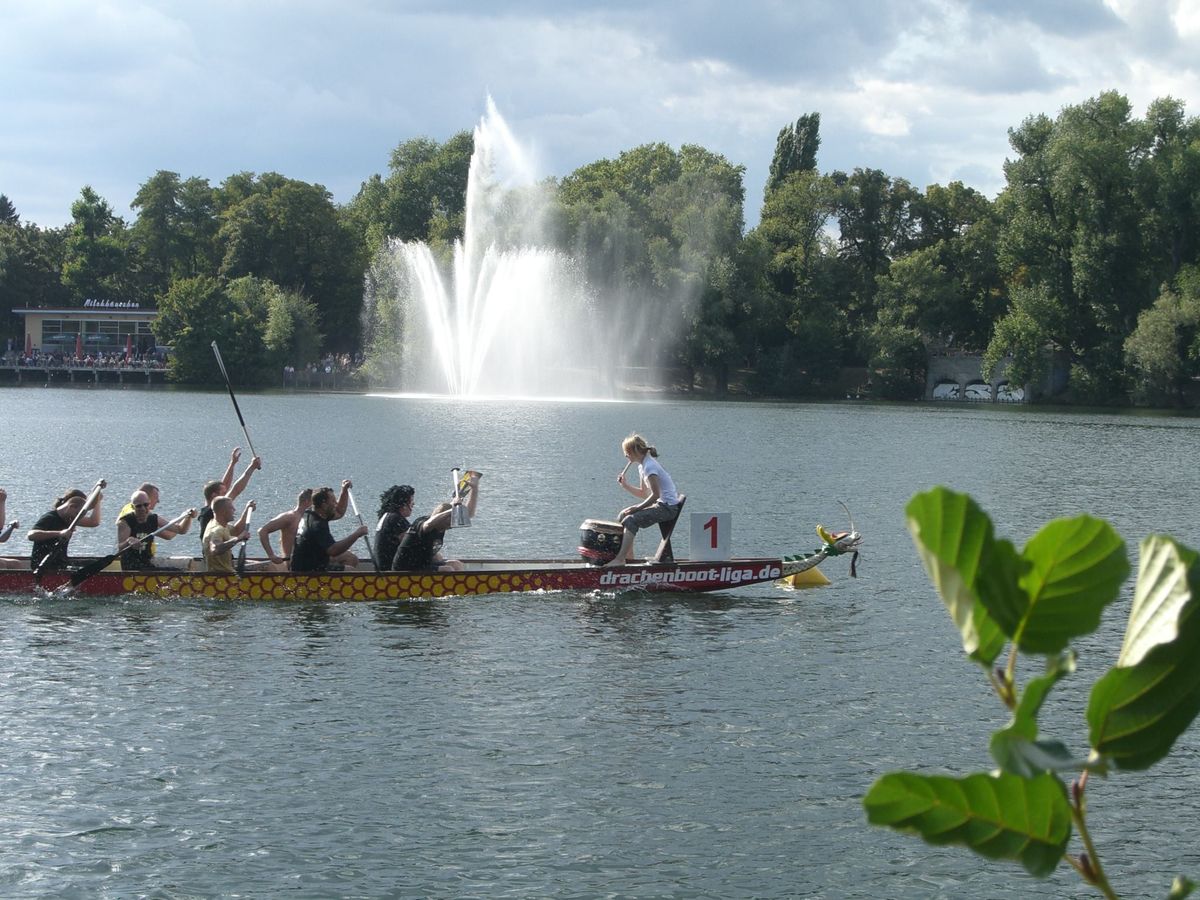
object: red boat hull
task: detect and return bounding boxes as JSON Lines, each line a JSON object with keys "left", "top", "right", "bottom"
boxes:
{"left": 0, "top": 558, "right": 790, "bottom": 602}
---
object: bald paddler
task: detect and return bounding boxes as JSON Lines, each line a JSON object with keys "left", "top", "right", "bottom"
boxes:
{"left": 116, "top": 489, "right": 197, "bottom": 570}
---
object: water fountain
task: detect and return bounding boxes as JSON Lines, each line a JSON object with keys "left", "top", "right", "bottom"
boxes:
{"left": 362, "top": 99, "right": 617, "bottom": 399}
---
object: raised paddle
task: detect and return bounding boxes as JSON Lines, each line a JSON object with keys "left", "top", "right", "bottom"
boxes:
{"left": 346, "top": 488, "right": 379, "bottom": 571}
{"left": 211, "top": 340, "right": 257, "bottom": 459}
{"left": 68, "top": 508, "right": 196, "bottom": 588}
{"left": 34, "top": 479, "right": 106, "bottom": 580}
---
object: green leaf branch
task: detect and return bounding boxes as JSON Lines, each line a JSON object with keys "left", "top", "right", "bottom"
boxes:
{"left": 864, "top": 487, "right": 1200, "bottom": 899}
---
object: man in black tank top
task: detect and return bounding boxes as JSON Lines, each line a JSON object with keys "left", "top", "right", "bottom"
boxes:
{"left": 290, "top": 486, "right": 369, "bottom": 572}
{"left": 116, "top": 490, "right": 197, "bottom": 570}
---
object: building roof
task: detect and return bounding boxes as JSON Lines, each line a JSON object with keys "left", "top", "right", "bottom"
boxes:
{"left": 14, "top": 307, "right": 158, "bottom": 318}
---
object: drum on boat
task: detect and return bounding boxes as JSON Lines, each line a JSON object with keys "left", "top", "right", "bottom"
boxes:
{"left": 578, "top": 519, "right": 624, "bottom": 565}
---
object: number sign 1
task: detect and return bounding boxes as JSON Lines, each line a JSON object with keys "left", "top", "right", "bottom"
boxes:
{"left": 689, "top": 512, "right": 731, "bottom": 561}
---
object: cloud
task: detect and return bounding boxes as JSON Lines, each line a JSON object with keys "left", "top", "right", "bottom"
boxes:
{"left": 963, "top": 0, "right": 1123, "bottom": 36}
{"left": 3, "top": 0, "right": 1200, "bottom": 230}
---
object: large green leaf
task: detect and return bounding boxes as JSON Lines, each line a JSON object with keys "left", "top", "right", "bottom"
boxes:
{"left": 1118, "top": 536, "right": 1199, "bottom": 667}
{"left": 1013, "top": 517, "right": 1128, "bottom": 654}
{"left": 1088, "top": 536, "right": 1200, "bottom": 770}
{"left": 863, "top": 771, "right": 1072, "bottom": 877}
{"left": 905, "top": 488, "right": 1017, "bottom": 665}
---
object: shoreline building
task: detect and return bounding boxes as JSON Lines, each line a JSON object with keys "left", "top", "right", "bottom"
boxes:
{"left": 11, "top": 300, "right": 159, "bottom": 358}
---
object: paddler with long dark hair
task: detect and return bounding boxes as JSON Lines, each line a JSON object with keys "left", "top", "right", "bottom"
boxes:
{"left": 27, "top": 483, "right": 105, "bottom": 572}
{"left": 375, "top": 484, "right": 415, "bottom": 571}
{"left": 392, "top": 471, "right": 481, "bottom": 572}
{"left": 604, "top": 433, "right": 681, "bottom": 568}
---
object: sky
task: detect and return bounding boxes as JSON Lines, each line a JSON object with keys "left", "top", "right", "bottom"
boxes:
{"left": 4, "top": 0, "right": 1200, "bottom": 230}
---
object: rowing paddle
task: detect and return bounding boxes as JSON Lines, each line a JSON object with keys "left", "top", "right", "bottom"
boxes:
{"left": 346, "top": 488, "right": 379, "bottom": 571}
{"left": 236, "top": 505, "right": 253, "bottom": 576}
{"left": 68, "top": 508, "right": 197, "bottom": 588}
{"left": 34, "top": 479, "right": 106, "bottom": 582}
{"left": 211, "top": 340, "right": 257, "bottom": 459}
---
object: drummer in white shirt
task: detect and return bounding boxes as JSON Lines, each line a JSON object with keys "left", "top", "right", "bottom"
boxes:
{"left": 604, "top": 433, "right": 681, "bottom": 567}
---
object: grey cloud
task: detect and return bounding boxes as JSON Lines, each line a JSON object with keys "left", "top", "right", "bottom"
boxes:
{"left": 926, "top": 30, "right": 1068, "bottom": 94}
{"left": 4, "top": 0, "right": 1196, "bottom": 229}
{"left": 962, "top": 0, "right": 1123, "bottom": 36}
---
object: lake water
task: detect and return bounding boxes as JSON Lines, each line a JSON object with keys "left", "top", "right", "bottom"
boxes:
{"left": 1, "top": 386, "right": 1198, "bottom": 898}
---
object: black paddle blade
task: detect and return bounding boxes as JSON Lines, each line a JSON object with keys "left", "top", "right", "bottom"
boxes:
{"left": 33, "top": 541, "right": 68, "bottom": 578}
{"left": 70, "top": 552, "right": 119, "bottom": 586}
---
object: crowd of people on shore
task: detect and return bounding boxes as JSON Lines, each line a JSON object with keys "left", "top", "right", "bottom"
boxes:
{"left": 282, "top": 353, "right": 364, "bottom": 387}
{"left": 4, "top": 349, "right": 168, "bottom": 369}
{"left": 0, "top": 433, "right": 681, "bottom": 577}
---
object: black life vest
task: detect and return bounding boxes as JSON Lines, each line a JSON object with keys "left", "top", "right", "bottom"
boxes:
{"left": 392, "top": 516, "right": 442, "bottom": 571}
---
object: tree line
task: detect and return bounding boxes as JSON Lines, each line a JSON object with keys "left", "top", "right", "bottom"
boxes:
{"left": 3, "top": 89, "right": 1199, "bottom": 405}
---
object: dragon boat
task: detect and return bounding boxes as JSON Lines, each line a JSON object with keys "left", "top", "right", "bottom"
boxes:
{"left": 0, "top": 526, "right": 861, "bottom": 603}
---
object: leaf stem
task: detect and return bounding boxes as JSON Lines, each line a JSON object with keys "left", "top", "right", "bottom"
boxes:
{"left": 1071, "top": 773, "right": 1119, "bottom": 899}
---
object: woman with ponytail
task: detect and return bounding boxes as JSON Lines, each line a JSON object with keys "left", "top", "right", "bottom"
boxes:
{"left": 605, "top": 433, "right": 681, "bottom": 567}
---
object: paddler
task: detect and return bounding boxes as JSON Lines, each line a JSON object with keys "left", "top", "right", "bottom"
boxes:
{"left": 196, "top": 447, "right": 262, "bottom": 552}
{"left": 27, "top": 485, "right": 104, "bottom": 572}
{"left": 374, "top": 484, "right": 415, "bottom": 571}
{"left": 202, "top": 495, "right": 256, "bottom": 573}
{"left": 0, "top": 487, "right": 23, "bottom": 569}
{"left": 392, "top": 471, "right": 481, "bottom": 572}
{"left": 290, "top": 484, "right": 369, "bottom": 573}
{"left": 257, "top": 488, "right": 313, "bottom": 571}
{"left": 115, "top": 489, "right": 197, "bottom": 570}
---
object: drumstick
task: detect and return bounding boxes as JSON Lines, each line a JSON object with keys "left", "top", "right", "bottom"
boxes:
{"left": 620, "top": 459, "right": 634, "bottom": 481}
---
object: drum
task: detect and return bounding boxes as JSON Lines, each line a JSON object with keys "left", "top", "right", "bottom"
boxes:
{"left": 578, "top": 519, "right": 625, "bottom": 565}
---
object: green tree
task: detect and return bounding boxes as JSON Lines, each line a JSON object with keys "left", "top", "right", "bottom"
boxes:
{"left": 153, "top": 275, "right": 238, "bottom": 382}
{"left": 982, "top": 282, "right": 1059, "bottom": 390}
{"left": 177, "top": 176, "right": 221, "bottom": 278}
{"left": 557, "top": 142, "right": 747, "bottom": 376}
{"left": 346, "top": 132, "right": 473, "bottom": 254}
{"left": 218, "top": 174, "right": 364, "bottom": 350}
{"left": 867, "top": 322, "right": 927, "bottom": 399}
{"left": 874, "top": 248, "right": 957, "bottom": 341}
{"left": 153, "top": 275, "right": 269, "bottom": 384}
{"left": 765, "top": 112, "right": 820, "bottom": 197}
{"left": 993, "top": 92, "right": 1164, "bottom": 400}
{"left": 1124, "top": 266, "right": 1200, "bottom": 405}
{"left": 129, "top": 171, "right": 221, "bottom": 296}
{"left": 752, "top": 165, "right": 850, "bottom": 393}
{"left": 1137, "top": 97, "right": 1200, "bottom": 280}
{"left": 61, "top": 186, "right": 133, "bottom": 302}
{"left": 0, "top": 195, "right": 18, "bottom": 226}
{"left": 130, "top": 170, "right": 186, "bottom": 300}
{"left": 263, "top": 284, "right": 323, "bottom": 374}
{"left": 831, "top": 168, "right": 919, "bottom": 360}
{"left": 756, "top": 169, "right": 837, "bottom": 298}
{"left": 903, "top": 182, "right": 1005, "bottom": 350}
{"left": 0, "top": 222, "right": 71, "bottom": 338}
